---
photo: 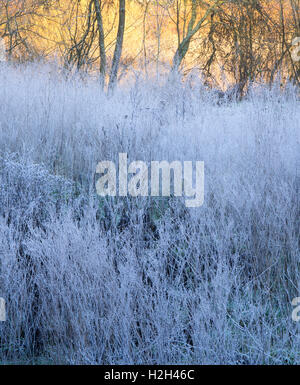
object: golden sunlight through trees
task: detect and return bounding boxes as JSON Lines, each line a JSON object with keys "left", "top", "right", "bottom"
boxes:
{"left": 0, "top": 0, "right": 299, "bottom": 91}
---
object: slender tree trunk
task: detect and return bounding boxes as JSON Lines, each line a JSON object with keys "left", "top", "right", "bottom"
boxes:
{"left": 108, "top": 0, "right": 126, "bottom": 92}
{"left": 94, "top": 0, "right": 106, "bottom": 89}
{"left": 142, "top": 1, "right": 150, "bottom": 79}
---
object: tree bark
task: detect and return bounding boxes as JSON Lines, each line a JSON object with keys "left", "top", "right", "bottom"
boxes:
{"left": 171, "top": 0, "right": 222, "bottom": 73}
{"left": 94, "top": 0, "right": 107, "bottom": 89}
{"left": 108, "top": 0, "right": 126, "bottom": 92}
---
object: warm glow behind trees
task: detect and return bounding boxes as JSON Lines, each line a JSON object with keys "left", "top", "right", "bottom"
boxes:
{"left": 0, "top": 0, "right": 299, "bottom": 91}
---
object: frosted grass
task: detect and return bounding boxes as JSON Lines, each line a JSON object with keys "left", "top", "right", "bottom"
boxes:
{"left": 0, "top": 63, "right": 299, "bottom": 364}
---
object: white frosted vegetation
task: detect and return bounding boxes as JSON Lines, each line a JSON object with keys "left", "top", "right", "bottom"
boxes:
{"left": 0, "top": 63, "right": 299, "bottom": 364}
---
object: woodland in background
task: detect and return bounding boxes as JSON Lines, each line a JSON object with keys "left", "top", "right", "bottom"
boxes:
{"left": 0, "top": 0, "right": 299, "bottom": 94}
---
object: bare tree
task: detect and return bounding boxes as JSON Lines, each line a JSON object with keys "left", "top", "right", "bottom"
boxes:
{"left": 94, "top": 0, "right": 107, "bottom": 88}
{"left": 61, "top": 1, "right": 98, "bottom": 73}
{"left": 81, "top": 0, "right": 126, "bottom": 91}
{"left": 52, "top": 0, "right": 126, "bottom": 91}
{"left": 0, "top": 0, "right": 40, "bottom": 60}
{"left": 171, "top": 0, "right": 224, "bottom": 73}
{"left": 108, "top": 0, "right": 125, "bottom": 91}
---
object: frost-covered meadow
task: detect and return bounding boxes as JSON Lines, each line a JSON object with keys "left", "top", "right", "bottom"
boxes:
{"left": 0, "top": 63, "right": 299, "bottom": 364}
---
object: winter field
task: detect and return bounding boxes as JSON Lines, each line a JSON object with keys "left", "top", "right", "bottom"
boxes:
{"left": 0, "top": 63, "right": 299, "bottom": 364}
